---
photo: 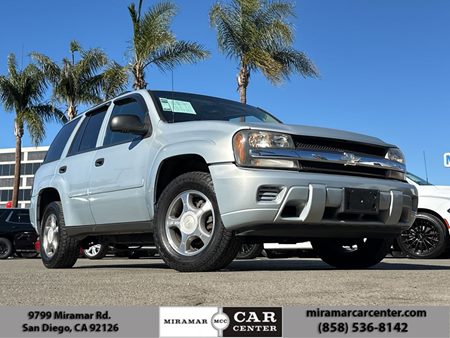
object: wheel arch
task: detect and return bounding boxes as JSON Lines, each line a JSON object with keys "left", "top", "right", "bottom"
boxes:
{"left": 37, "top": 188, "right": 61, "bottom": 234}
{"left": 417, "top": 208, "right": 447, "bottom": 227}
{"left": 154, "top": 154, "right": 210, "bottom": 207}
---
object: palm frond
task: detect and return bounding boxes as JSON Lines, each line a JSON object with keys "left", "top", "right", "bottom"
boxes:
{"left": 30, "top": 52, "right": 61, "bottom": 84}
{"left": 135, "top": 2, "right": 177, "bottom": 61}
{"left": 210, "top": 4, "right": 245, "bottom": 59}
{"left": 7, "top": 54, "right": 19, "bottom": 81}
{"left": 32, "top": 104, "right": 67, "bottom": 124}
{"left": 271, "top": 47, "right": 319, "bottom": 80}
{"left": 101, "top": 62, "right": 129, "bottom": 100}
{"left": 0, "top": 75, "right": 19, "bottom": 111}
{"left": 146, "top": 41, "right": 210, "bottom": 71}
{"left": 23, "top": 108, "right": 45, "bottom": 146}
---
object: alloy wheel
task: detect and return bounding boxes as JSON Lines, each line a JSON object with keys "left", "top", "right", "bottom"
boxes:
{"left": 42, "top": 214, "right": 59, "bottom": 258}
{"left": 400, "top": 218, "right": 441, "bottom": 256}
{"left": 165, "top": 190, "right": 215, "bottom": 256}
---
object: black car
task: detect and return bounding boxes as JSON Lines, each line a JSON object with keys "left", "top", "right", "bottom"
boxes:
{"left": 0, "top": 209, "right": 38, "bottom": 259}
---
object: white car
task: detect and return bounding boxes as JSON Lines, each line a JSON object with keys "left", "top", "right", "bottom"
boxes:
{"left": 396, "top": 173, "right": 450, "bottom": 258}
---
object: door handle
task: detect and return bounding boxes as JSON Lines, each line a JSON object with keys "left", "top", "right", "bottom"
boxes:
{"left": 95, "top": 158, "right": 105, "bottom": 167}
{"left": 59, "top": 166, "right": 67, "bottom": 174}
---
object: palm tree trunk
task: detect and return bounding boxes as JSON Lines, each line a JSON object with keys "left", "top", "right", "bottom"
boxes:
{"left": 237, "top": 65, "right": 250, "bottom": 104}
{"left": 68, "top": 104, "right": 76, "bottom": 121}
{"left": 133, "top": 63, "right": 147, "bottom": 90}
{"left": 12, "top": 121, "right": 23, "bottom": 208}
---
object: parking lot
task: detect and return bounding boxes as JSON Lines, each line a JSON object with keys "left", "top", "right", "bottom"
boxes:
{"left": 1, "top": 257, "right": 450, "bottom": 306}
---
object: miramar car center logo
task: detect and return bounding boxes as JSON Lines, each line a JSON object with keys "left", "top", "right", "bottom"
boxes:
{"left": 159, "top": 307, "right": 282, "bottom": 337}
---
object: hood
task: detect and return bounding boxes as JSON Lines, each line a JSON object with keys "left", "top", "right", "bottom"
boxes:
{"left": 239, "top": 122, "right": 394, "bottom": 148}
{"left": 416, "top": 185, "right": 450, "bottom": 199}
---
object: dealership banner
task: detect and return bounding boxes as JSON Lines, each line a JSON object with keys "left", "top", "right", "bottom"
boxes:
{"left": 0, "top": 306, "right": 447, "bottom": 338}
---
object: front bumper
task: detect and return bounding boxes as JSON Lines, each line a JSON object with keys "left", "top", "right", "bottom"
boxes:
{"left": 210, "top": 164, "right": 418, "bottom": 238}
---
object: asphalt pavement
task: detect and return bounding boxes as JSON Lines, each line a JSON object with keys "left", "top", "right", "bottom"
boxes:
{"left": 1, "top": 257, "right": 449, "bottom": 306}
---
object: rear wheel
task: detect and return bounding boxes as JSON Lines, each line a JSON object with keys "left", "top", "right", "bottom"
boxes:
{"left": 312, "top": 238, "right": 391, "bottom": 269}
{"left": 16, "top": 252, "right": 39, "bottom": 259}
{"left": 0, "top": 238, "right": 13, "bottom": 259}
{"left": 40, "top": 201, "right": 80, "bottom": 269}
{"left": 236, "top": 243, "right": 263, "bottom": 259}
{"left": 154, "top": 172, "right": 241, "bottom": 272}
{"left": 397, "top": 213, "right": 449, "bottom": 259}
{"left": 83, "top": 243, "right": 108, "bottom": 260}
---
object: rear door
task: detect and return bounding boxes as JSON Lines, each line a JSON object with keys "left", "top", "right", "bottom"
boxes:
{"left": 57, "top": 106, "right": 109, "bottom": 226}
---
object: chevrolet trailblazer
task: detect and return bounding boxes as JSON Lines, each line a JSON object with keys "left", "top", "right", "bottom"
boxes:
{"left": 30, "top": 90, "right": 417, "bottom": 271}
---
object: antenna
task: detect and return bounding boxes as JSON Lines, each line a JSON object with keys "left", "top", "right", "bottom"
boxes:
{"left": 423, "top": 150, "right": 429, "bottom": 183}
{"left": 171, "top": 69, "right": 175, "bottom": 123}
{"left": 21, "top": 44, "right": 24, "bottom": 70}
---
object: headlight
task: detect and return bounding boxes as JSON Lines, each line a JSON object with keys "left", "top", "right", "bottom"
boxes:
{"left": 247, "top": 131, "right": 294, "bottom": 148}
{"left": 233, "top": 130, "right": 298, "bottom": 169}
{"left": 385, "top": 148, "right": 405, "bottom": 164}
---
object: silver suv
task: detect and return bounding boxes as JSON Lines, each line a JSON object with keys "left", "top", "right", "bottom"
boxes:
{"left": 30, "top": 90, "right": 417, "bottom": 271}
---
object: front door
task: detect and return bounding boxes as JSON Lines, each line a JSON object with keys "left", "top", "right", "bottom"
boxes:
{"left": 88, "top": 94, "right": 152, "bottom": 225}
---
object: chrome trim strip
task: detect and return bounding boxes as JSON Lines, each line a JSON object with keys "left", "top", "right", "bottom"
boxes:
{"left": 249, "top": 149, "right": 405, "bottom": 172}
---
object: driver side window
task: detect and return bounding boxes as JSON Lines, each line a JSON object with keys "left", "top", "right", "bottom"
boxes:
{"left": 103, "top": 97, "right": 148, "bottom": 146}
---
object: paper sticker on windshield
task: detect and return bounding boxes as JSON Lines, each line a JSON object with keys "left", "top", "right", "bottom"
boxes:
{"left": 159, "top": 98, "right": 196, "bottom": 114}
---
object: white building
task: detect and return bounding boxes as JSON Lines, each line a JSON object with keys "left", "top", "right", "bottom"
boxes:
{"left": 0, "top": 146, "right": 49, "bottom": 208}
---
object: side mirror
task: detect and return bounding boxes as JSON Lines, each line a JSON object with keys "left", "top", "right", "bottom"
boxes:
{"left": 110, "top": 115, "right": 148, "bottom": 136}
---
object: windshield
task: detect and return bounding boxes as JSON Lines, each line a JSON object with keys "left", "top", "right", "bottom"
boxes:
{"left": 406, "top": 172, "right": 432, "bottom": 185}
{"left": 151, "top": 91, "right": 281, "bottom": 124}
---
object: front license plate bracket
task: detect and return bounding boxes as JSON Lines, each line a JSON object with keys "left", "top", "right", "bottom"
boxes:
{"left": 344, "top": 188, "right": 379, "bottom": 214}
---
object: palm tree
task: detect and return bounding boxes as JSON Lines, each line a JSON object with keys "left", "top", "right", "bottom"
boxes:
{"left": 128, "top": 0, "right": 210, "bottom": 89}
{"left": 31, "top": 41, "right": 114, "bottom": 120}
{"left": 210, "top": 0, "right": 319, "bottom": 104}
{"left": 0, "top": 54, "right": 66, "bottom": 207}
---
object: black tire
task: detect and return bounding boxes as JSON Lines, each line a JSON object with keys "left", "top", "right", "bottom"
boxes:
{"left": 154, "top": 172, "right": 241, "bottom": 272}
{"left": 83, "top": 244, "right": 108, "bottom": 260}
{"left": 236, "top": 243, "right": 263, "bottom": 259}
{"left": 16, "top": 252, "right": 39, "bottom": 259}
{"left": 40, "top": 201, "right": 80, "bottom": 269}
{"left": 397, "top": 213, "right": 449, "bottom": 259}
{"left": 264, "top": 249, "right": 293, "bottom": 259}
{"left": 311, "top": 238, "right": 391, "bottom": 269}
{"left": 0, "top": 237, "right": 13, "bottom": 259}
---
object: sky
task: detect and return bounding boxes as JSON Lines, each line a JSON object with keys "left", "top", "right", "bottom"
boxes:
{"left": 0, "top": 0, "right": 449, "bottom": 184}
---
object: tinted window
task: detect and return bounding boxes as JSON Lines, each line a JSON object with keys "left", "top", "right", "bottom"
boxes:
{"left": 9, "top": 210, "right": 30, "bottom": 224}
{"left": 68, "top": 107, "right": 108, "bottom": 155}
{"left": 406, "top": 172, "right": 432, "bottom": 186}
{"left": 103, "top": 97, "right": 148, "bottom": 146}
{"left": 151, "top": 91, "right": 281, "bottom": 124}
{"left": 44, "top": 120, "right": 79, "bottom": 163}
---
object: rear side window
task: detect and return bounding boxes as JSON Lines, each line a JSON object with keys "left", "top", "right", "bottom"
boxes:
{"left": 9, "top": 211, "right": 30, "bottom": 224}
{"left": 68, "top": 107, "right": 108, "bottom": 156}
{"left": 44, "top": 119, "right": 78, "bottom": 163}
{"left": 103, "top": 96, "right": 148, "bottom": 147}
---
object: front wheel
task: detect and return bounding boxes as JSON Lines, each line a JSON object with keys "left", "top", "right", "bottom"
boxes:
{"left": 312, "top": 238, "right": 392, "bottom": 269}
{"left": 154, "top": 172, "right": 241, "bottom": 272}
{"left": 397, "top": 213, "right": 449, "bottom": 259}
{"left": 40, "top": 201, "right": 80, "bottom": 269}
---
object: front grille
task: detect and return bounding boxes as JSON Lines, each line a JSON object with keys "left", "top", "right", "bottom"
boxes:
{"left": 291, "top": 135, "right": 393, "bottom": 179}
{"left": 299, "top": 160, "right": 389, "bottom": 179}
{"left": 292, "top": 136, "right": 388, "bottom": 157}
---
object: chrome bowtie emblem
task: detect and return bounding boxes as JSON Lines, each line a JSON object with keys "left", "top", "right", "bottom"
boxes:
{"left": 341, "top": 152, "right": 361, "bottom": 166}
